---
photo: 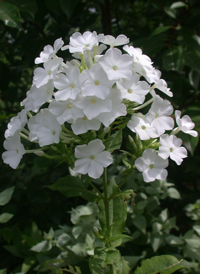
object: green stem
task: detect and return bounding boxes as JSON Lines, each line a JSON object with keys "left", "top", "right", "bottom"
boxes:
{"left": 103, "top": 168, "right": 110, "bottom": 232}
{"left": 108, "top": 173, "right": 131, "bottom": 201}
{"left": 88, "top": 181, "right": 103, "bottom": 199}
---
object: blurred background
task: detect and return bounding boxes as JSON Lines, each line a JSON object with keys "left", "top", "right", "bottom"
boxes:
{"left": 0, "top": 0, "right": 200, "bottom": 273}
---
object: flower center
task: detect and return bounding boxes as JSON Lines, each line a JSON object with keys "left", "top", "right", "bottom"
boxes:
{"left": 141, "top": 125, "right": 146, "bottom": 130}
{"left": 92, "top": 99, "right": 96, "bottom": 104}
{"left": 127, "top": 89, "right": 132, "bottom": 94}
{"left": 46, "top": 89, "right": 49, "bottom": 94}
{"left": 149, "top": 164, "right": 154, "bottom": 169}
{"left": 16, "top": 149, "right": 19, "bottom": 154}
{"left": 48, "top": 70, "right": 51, "bottom": 75}
{"left": 94, "top": 80, "right": 100, "bottom": 85}
{"left": 68, "top": 104, "right": 73, "bottom": 109}
{"left": 155, "top": 113, "right": 159, "bottom": 118}
{"left": 112, "top": 65, "right": 118, "bottom": 71}
{"left": 82, "top": 116, "right": 87, "bottom": 121}
{"left": 170, "top": 147, "right": 173, "bottom": 152}
{"left": 70, "top": 83, "right": 75, "bottom": 89}
{"left": 85, "top": 44, "right": 90, "bottom": 47}
{"left": 90, "top": 155, "right": 95, "bottom": 160}
{"left": 52, "top": 130, "right": 56, "bottom": 135}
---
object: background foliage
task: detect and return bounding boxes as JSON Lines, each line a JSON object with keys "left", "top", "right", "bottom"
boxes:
{"left": 0, "top": 0, "right": 200, "bottom": 273}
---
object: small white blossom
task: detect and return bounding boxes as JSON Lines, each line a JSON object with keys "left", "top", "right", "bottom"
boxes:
{"left": 71, "top": 116, "right": 101, "bottom": 135}
{"left": 127, "top": 114, "right": 158, "bottom": 140}
{"left": 146, "top": 95, "right": 174, "bottom": 135}
{"left": 62, "top": 31, "right": 103, "bottom": 53}
{"left": 158, "top": 134, "right": 187, "bottom": 165}
{"left": 2, "top": 134, "right": 26, "bottom": 169}
{"left": 100, "top": 34, "right": 129, "bottom": 48}
{"left": 22, "top": 81, "right": 54, "bottom": 112}
{"left": 33, "top": 57, "right": 63, "bottom": 88}
{"left": 74, "top": 139, "right": 113, "bottom": 179}
{"left": 135, "top": 148, "right": 168, "bottom": 182}
{"left": 54, "top": 66, "right": 81, "bottom": 101}
{"left": 175, "top": 110, "right": 198, "bottom": 137}
{"left": 99, "top": 48, "right": 133, "bottom": 81}
{"left": 49, "top": 99, "right": 83, "bottom": 124}
{"left": 116, "top": 72, "right": 150, "bottom": 103}
{"left": 5, "top": 109, "right": 27, "bottom": 138}
{"left": 28, "top": 109, "right": 62, "bottom": 147}
{"left": 80, "top": 63, "right": 114, "bottom": 99}
{"left": 35, "top": 38, "right": 64, "bottom": 64}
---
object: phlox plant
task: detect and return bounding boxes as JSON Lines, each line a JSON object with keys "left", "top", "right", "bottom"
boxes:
{"left": 2, "top": 31, "right": 198, "bottom": 273}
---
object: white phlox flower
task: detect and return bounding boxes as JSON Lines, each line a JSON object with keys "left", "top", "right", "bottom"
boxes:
{"left": 80, "top": 63, "right": 114, "bottom": 99}
{"left": 97, "top": 88, "right": 127, "bottom": 127}
{"left": 100, "top": 34, "right": 129, "bottom": 48}
{"left": 175, "top": 110, "right": 198, "bottom": 137}
{"left": 54, "top": 66, "right": 81, "bottom": 101}
{"left": 150, "top": 69, "right": 173, "bottom": 97}
{"left": 123, "top": 45, "right": 154, "bottom": 78}
{"left": 74, "top": 139, "right": 113, "bottom": 179}
{"left": 158, "top": 134, "right": 187, "bottom": 165}
{"left": 127, "top": 114, "right": 158, "bottom": 140}
{"left": 62, "top": 31, "right": 103, "bottom": 53}
{"left": 116, "top": 72, "right": 150, "bottom": 103}
{"left": 33, "top": 56, "right": 63, "bottom": 88}
{"left": 74, "top": 95, "right": 112, "bottom": 120}
{"left": 99, "top": 48, "right": 133, "bottom": 81}
{"left": 2, "top": 134, "right": 26, "bottom": 169}
{"left": 28, "top": 109, "right": 62, "bottom": 147}
{"left": 135, "top": 148, "right": 168, "bottom": 183}
{"left": 49, "top": 99, "right": 84, "bottom": 124}
{"left": 146, "top": 95, "right": 174, "bottom": 136}
{"left": 35, "top": 38, "right": 64, "bottom": 64}
{"left": 5, "top": 109, "right": 27, "bottom": 138}
{"left": 71, "top": 116, "right": 101, "bottom": 135}
{"left": 21, "top": 81, "right": 54, "bottom": 112}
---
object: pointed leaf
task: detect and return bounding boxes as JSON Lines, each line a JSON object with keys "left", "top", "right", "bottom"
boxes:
{"left": 134, "top": 255, "right": 189, "bottom": 274}
{"left": 0, "top": 186, "right": 15, "bottom": 206}
{"left": 0, "top": 213, "right": 13, "bottom": 223}
{"left": 107, "top": 130, "right": 122, "bottom": 152}
{"left": 0, "top": 2, "right": 21, "bottom": 28}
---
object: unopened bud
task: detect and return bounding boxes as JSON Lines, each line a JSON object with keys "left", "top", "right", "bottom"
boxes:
{"left": 104, "top": 127, "right": 110, "bottom": 133}
{"left": 34, "top": 151, "right": 44, "bottom": 156}
{"left": 93, "top": 226, "right": 98, "bottom": 233}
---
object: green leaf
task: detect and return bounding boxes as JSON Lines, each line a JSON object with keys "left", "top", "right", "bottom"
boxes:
{"left": 0, "top": 213, "right": 13, "bottom": 223}
{"left": 170, "top": 1, "right": 186, "bottom": 9}
{"left": 21, "top": 257, "right": 36, "bottom": 273}
{"left": 132, "top": 216, "right": 146, "bottom": 234}
{"left": 107, "top": 234, "right": 132, "bottom": 243}
{"left": 107, "top": 130, "right": 122, "bottom": 152}
{"left": 179, "top": 132, "right": 199, "bottom": 156}
{"left": 59, "top": 0, "right": 80, "bottom": 18}
{"left": 165, "top": 235, "right": 184, "bottom": 245}
{"left": 0, "top": 186, "right": 15, "bottom": 206}
{"left": 104, "top": 247, "right": 120, "bottom": 265}
{"left": 3, "top": 245, "right": 24, "bottom": 258}
{"left": 63, "top": 265, "right": 82, "bottom": 274}
{"left": 193, "top": 225, "right": 200, "bottom": 236}
{"left": 0, "top": 2, "right": 21, "bottom": 28}
{"left": 98, "top": 178, "right": 127, "bottom": 247}
{"left": 5, "top": 0, "right": 37, "bottom": 18}
{"left": 30, "top": 240, "right": 52, "bottom": 252}
{"left": 164, "top": 7, "right": 176, "bottom": 19}
{"left": 47, "top": 175, "right": 98, "bottom": 201}
{"left": 0, "top": 270, "right": 6, "bottom": 274}
{"left": 189, "top": 70, "right": 200, "bottom": 89}
{"left": 38, "top": 259, "right": 64, "bottom": 274}
{"left": 151, "top": 26, "right": 172, "bottom": 36}
{"left": 89, "top": 247, "right": 106, "bottom": 274}
{"left": 183, "top": 50, "right": 200, "bottom": 73}
{"left": 134, "top": 255, "right": 189, "bottom": 274}
{"left": 167, "top": 188, "right": 181, "bottom": 199}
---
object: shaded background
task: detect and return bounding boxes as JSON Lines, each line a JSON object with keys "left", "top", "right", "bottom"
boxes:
{"left": 0, "top": 0, "right": 200, "bottom": 273}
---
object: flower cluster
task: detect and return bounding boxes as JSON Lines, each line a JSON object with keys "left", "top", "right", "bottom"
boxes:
{"left": 2, "top": 31, "right": 198, "bottom": 181}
